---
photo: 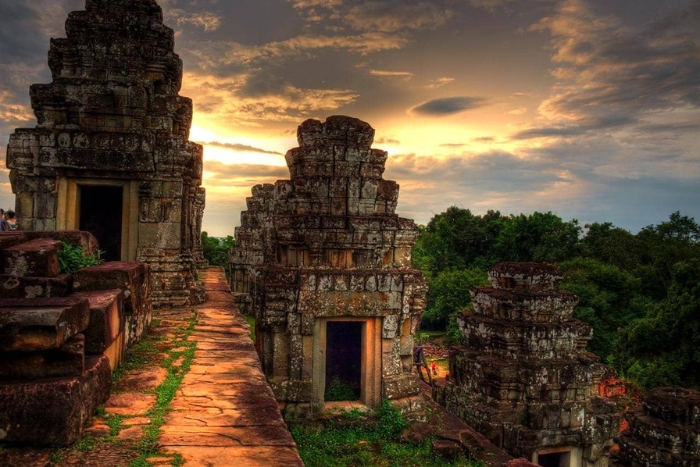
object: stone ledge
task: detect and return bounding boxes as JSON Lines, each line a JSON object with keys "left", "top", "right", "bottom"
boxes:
{"left": 0, "top": 355, "right": 111, "bottom": 446}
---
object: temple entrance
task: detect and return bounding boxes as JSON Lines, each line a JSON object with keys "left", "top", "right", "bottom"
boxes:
{"left": 536, "top": 450, "right": 572, "bottom": 467}
{"left": 80, "top": 185, "right": 123, "bottom": 261}
{"left": 325, "top": 321, "right": 362, "bottom": 401}
{"left": 313, "top": 317, "right": 382, "bottom": 408}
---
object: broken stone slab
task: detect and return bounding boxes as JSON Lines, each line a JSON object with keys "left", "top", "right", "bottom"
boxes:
{"left": 0, "top": 296, "right": 90, "bottom": 351}
{"left": 73, "top": 261, "right": 152, "bottom": 347}
{"left": 0, "top": 334, "right": 85, "bottom": 380}
{"left": 0, "top": 274, "right": 72, "bottom": 299}
{"left": 644, "top": 387, "right": 700, "bottom": 426}
{"left": 2, "top": 238, "right": 61, "bottom": 278}
{"left": 0, "top": 355, "right": 111, "bottom": 446}
{"left": 72, "top": 289, "right": 125, "bottom": 353}
{"left": 20, "top": 231, "right": 99, "bottom": 256}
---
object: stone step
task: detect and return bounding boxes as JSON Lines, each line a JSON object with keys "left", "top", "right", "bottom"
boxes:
{"left": 73, "top": 261, "right": 152, "bottom": 347}
{"left": 0, "top": 296, "right": 90, "bottom": 352}
{"left": 0, "top": 273, "right": 72, "bottom": 299}
{"left": 73, "top": 289, "right": 126, "bottom": 371}
{"left": 0, "top": 334, "right": 85, "bottom": 380}
{"left": 0, "top": 231, "right": 27, "bottom": 250}
{"left": 2, "top": 238, "right": 61, "bottom": 277}
{"left": 0, "top": 355, "right": 111, "bottom": 446}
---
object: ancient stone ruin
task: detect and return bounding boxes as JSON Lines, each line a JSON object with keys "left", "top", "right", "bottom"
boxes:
{"left": 612, "top": 388, "right": 700, "bottom": 467}
{"left": 0, "top": 231, "right": 151, "bottom": 445}
{"left": 434, "top": 262, "right": 619, "bottom": 467}
{"left": 230, "top": 116, "right": 428, "bottom": 416}
{"left": 5, "top": 0, "right": 205, "bottom": 307}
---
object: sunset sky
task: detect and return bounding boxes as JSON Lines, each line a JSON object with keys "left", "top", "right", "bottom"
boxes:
{"left": 1, "top": 0, "right": 699, "bottom": 236}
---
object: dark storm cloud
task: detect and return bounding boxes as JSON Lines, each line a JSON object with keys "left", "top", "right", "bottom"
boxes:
{"left": 637, "top": 122, "right": 700, "bottom": 133}
{"left": 287, "top": 0, "right": 454, "bottom": 33}
{"left": 204, "top": 162, "right": 289, "bottom": 182}
{"left": 510, "top": 0, "right": 700, "bottom": 150}
{"left": 387, "top": 150, "right": 566, "bottom": 193}
{"left": 0, "top": 3, "right": 45, "bottom": 62}
{"left": 382, "top": 149, "right": 581, "bottom": 226}
{"left": 534, "top": 0, "right": 700, "bottom": 121}
{"left": 375, "top": 137, "right": 401, "bottom": 145}
{"left": 200, "top": 142, "right": 284, "bottom": 156}
{"left": 410, "top": 97, "right": 486, "bottom": 116}
{"left": 512, "top": 115, "right": 638, "bottom": 140}
{"left": 345, "top": 1, "right": 453, "bottom": 32}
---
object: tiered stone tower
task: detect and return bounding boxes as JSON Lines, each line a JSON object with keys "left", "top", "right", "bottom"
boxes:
{"left": 5, "top": 0, "right": 205, "bottom": 307}
{"left": 230, "top": 116, "right": 428, "bottom": 416}
{"left": 434, "top": 263, "right": 619, "bottom": 467}
{"left": 613, "top": 388, "right": 700, "bottom": 467}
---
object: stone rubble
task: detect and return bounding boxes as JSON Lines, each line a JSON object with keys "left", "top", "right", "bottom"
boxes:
{"left": 0, "top": 231, "right": 151, "bottom": 445}
{"left": 612, "top": 387, "right": 700, "bottom": 467}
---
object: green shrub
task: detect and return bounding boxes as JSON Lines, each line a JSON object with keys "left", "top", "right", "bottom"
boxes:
{"left": 58, "top": 241, "right": 103, "bottom": 274}
{"left": 325, "top": 377, "right": 357, "bottom": 401}
{"left": 290, "top": 402, "right": 483, "bottom": 467}
{"left": 377, "top": 399, "right": 407, "bottom": 437}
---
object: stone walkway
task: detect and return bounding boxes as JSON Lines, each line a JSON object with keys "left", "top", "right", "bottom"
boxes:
{"left": 0, "top": 267, "right": 303, "bottom": 467}
{"left": 157, "top": 268, "right": 304, "bottom": 466}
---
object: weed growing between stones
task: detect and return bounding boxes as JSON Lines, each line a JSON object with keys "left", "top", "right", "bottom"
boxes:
{"left": 72, "top": 437, "right": 96, "bottom": 453}
{"left": 44, "top": 310, "right": 198, "bottom": 466}
{"left": 290, "top": 401, "right": 484, "bottom": 467}
{"left": 49, "top": 450, "right": 64, "bottom": 464}
{"left": 110, "top": 336, "right": 165, "bottom": 389}
{"left": 244, "top": 314, "right": 256, "bottom": 342}
{"left": 57, "top": 241, "right": 103, "bottom": 274}
{"left": 129, "top": 313, "right": 198, "bottom": 466}
{"left": 341, "top": 408, "right": 365, "bottom": 420}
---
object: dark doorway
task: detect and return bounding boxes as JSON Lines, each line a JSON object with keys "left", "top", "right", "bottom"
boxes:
{"left": 537, "top": 451, "right": 569, "bottom": 467}
{"left": 80, "top": 185, "right": 123, "bottom": 262}
{"left": 325, "top": 321, "right": 362, "bottom": 401}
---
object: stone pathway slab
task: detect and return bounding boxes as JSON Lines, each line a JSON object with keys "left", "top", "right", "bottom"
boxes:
{"left": 158, "top": 268, "right": 303, "bottom": 466}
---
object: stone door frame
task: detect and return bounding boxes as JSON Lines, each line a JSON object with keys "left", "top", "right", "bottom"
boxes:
{"left": 312, "top": 317, "right": 382, "bottom": 409}
{"left": 56, "top": 177, "right": 139, "bottom": 261}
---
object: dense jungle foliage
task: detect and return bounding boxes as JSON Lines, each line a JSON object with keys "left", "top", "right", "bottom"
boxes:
{"left": 201, "top": 232, "right": 235, "bottom": 268}
{"left": 413, "top": 207, "right": 700, "bottom": 391}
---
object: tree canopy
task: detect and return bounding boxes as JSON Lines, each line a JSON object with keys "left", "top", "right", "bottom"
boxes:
{"left": 413, "top": 208, "right": 700, "bottom": 390}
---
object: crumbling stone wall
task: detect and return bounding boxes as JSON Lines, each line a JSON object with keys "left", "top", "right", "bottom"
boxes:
{"left": 5, "top": 0, "right": 205, "bottom": 307}
{"left": 230, "top": 116, "right": 428, "bottom": 416}
{"left": 612, "top": 388, "right": 700, "bottom": 467}
{"left": 0, "top": 231, "right": 152, "bottom": 445}
{"left": 434, "top": 263, "right": 619, "bottom": 467}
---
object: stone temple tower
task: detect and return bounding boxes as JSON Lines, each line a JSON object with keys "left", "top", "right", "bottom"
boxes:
{"left": 230, "top": 116, "right": 428, "bottom": 416}
{"left": 434, "top": 263, "right": 620, "bottom": 467}
{"left": 5, "top": 0, "right": 205, "bottom": 306}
